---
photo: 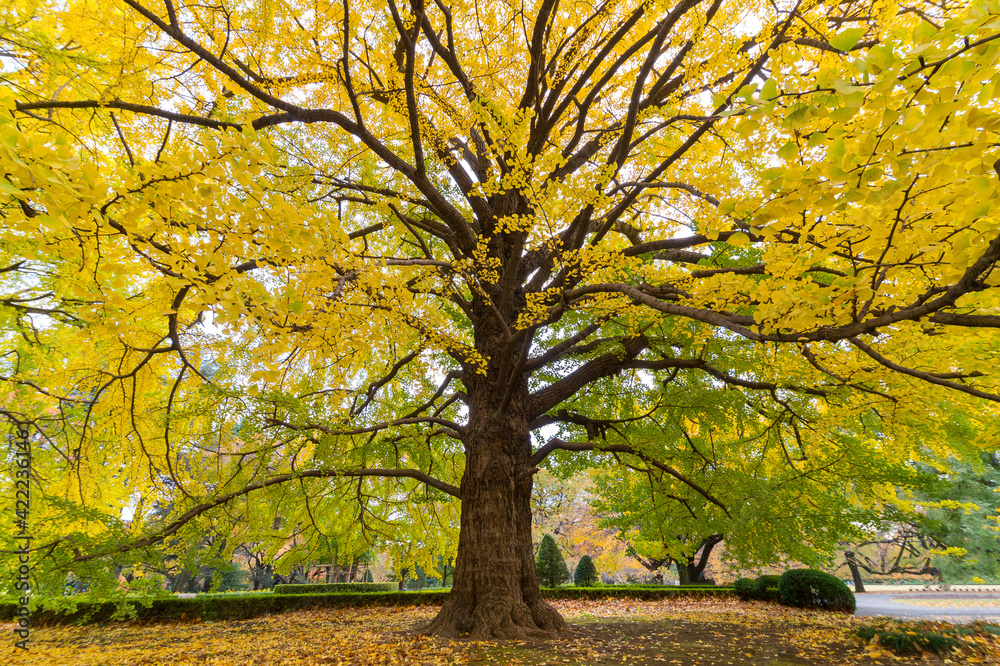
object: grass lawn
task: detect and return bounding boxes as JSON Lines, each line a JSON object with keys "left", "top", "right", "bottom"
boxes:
{"left": 4, "top": 597, "right": 998, "bottom": 665}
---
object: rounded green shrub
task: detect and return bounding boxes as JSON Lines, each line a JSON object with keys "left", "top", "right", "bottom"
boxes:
{"left": 777, "top": 569, "right": 855, "bottom": 613}
{"left": 753, "top": 574, "right": 782, "bottom": 602}
{"left": 573, "top": 555, "right": 599, "bottom": 586}
{"left": 733, "top": 578, "right": 755, "bottom": 600}
{"left": 734, "top": 574, "right": 782, "bottom": 602}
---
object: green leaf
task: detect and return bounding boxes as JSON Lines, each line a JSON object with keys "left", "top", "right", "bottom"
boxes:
{"left": 830, "top": 28, "right": 865, "bottom": 52}
{"left": 737, "top": 83, "right": 758, "bottom": 100}
{"left": 829, "top": 106, "right": 858, "bottom": 123}
{"left": 760, "top": 78, "right": 778, "bottom": 100}
{"left": 969, "top": 176, "right": 993, "bottom": 194}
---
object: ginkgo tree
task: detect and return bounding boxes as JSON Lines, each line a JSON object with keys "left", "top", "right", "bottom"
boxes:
{"left": 2, "top": 0, "right": 1000, "bottom": 639}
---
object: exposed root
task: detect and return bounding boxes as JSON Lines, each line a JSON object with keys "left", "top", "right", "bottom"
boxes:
{"left": 529, "top": 597, "right": 567, "bottom": 632}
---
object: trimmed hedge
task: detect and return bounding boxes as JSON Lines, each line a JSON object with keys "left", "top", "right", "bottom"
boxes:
{"left": 542, "top": 586, "right": 732, "bottom": 602}
{"left": 777, "top": 569, "right": 855, "bottom": 613}
{"left": 0, "top": 585, "right": 733, "bottom": 626}
{"left": 0, "top": 590, "right": 450, "bottom": 625}
{"left": 733, "top": 571, "right": 853, "bottom": 612}
{"left": 274, "top": 582, "right": 396, "bottom": 594}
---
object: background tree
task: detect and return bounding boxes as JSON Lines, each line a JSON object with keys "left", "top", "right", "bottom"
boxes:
{"left": 588, "top": 363, "right": 957, "bottom": 577}
{"left": 573, "top": 555, "right": 599, "bottom": 587}
{"left": 839, "top": 523, "right": 945, "bottom": 583}
{"left": 2, "top": 0, "right": 1000, "bottom": 639}
{"left": 535, "top": 535, "right": 570, "bottom": 588}
{"left": 531, "top": 470, "right": 641, "bottom": 581}
{"left": 531, "top": 471, "right": 594, "bottom": 549}
{"left": 840, "top": 451, "right": 1000, "bottom": 585}
{"left": 234, "top": 544, "right": 278, "bottom": 591}
{"left": 924, "top": 453, "right": 1000, "bottom": 582}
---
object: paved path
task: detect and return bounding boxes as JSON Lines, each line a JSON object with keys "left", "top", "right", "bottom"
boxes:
{"left": 855, "top": 593, "right": 1000, "bottom": 621}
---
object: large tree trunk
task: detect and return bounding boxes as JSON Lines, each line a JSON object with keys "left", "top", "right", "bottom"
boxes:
{"left": 422, "top": 362, "right": 565, "bottom": 638}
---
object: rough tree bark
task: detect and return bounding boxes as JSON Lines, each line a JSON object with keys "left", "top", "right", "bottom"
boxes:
{"left": 421, "top": 304, "right": 565, "bottom": 638}
{"left": 420, "top": 425, "right": 565, "bottom": 635}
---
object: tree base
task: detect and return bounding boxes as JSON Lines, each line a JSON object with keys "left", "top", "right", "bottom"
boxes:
{"left": 419, "top": 592, "right": 567, "bottom": 639}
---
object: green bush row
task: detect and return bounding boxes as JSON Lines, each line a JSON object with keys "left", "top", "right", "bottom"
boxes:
{"left": 734, "top": 569, "right": 855, "bottom": 613}
{"left": 0, "top": 585, "right": 732, "bottom": 626}
{"left": 274, "top": 582, "right": 396, "bottom": 594}
{"left": 542, "top": 586, "right": 732, "bottom": 601}
{"left": 0, "top": 590, "right": 451, "bottom": 626}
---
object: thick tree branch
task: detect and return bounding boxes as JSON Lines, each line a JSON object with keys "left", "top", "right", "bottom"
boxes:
{"left": 849, "top": 337, "right": 1000, "bottom": 402}
{"left": 930, "top": 312, "right": 1000, "bottom": 327}
{"left": 524, "top": 318, "right": 610, "bottom": 373}
{"left": 529, "top": 335, "right": 649, "bottom": 416}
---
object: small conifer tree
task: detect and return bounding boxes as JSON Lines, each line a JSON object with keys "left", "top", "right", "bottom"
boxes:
{"left": 574, "top": 555, "right": 599, "bottom": 586}
{"left": 535, "top": 534, "right": 570, "bottom": 587}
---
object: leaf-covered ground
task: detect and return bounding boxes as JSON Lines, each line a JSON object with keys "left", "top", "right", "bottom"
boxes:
{"left": 4, "top": 598, "right": 999, "bottom": 665}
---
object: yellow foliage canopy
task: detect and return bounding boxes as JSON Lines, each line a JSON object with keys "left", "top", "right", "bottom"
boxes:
{"left": 1, "top": 0, "right": 1000, "bottom": 636}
